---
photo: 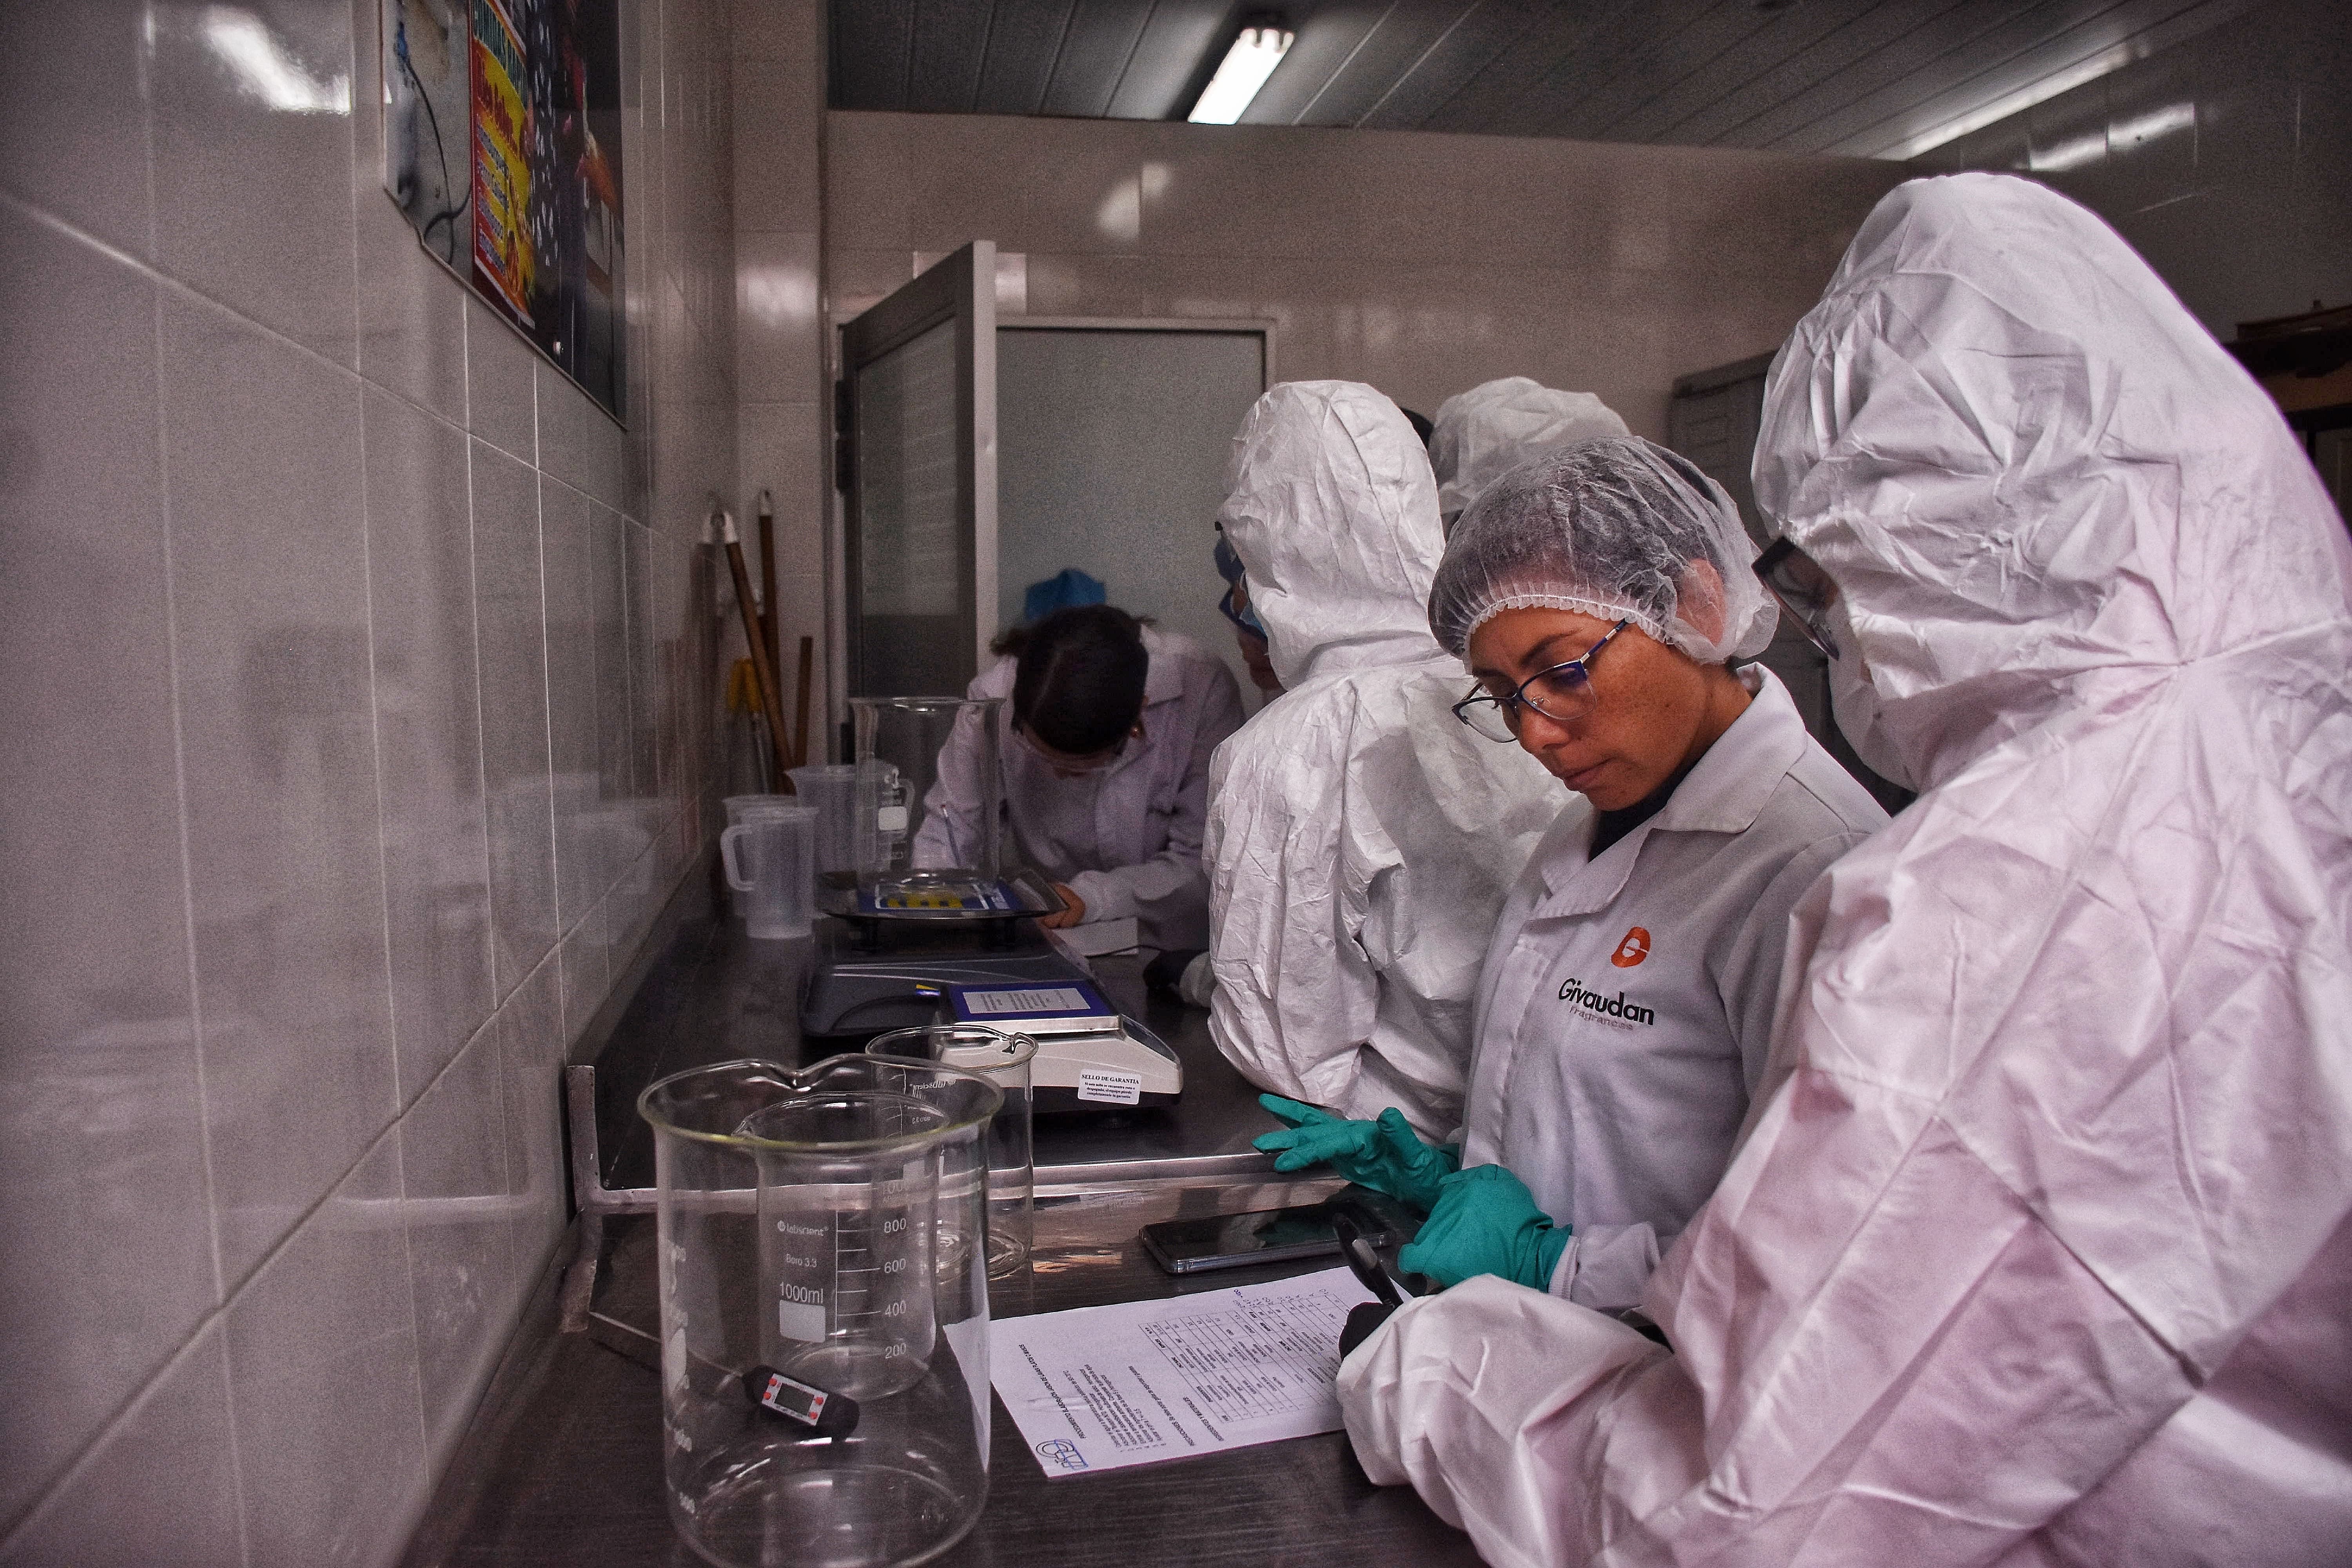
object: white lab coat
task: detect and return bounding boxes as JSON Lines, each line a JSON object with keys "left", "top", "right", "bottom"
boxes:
{"left": 1341, "top": 173, "right": 2352, "bottom": 1566}
{"left": 1207, "top": 381, "right": 1561, "bottom": 1134}
{"left": 913, "top": 625, "right": 1243, "bottom": 950}
{"left": 1459, "top": 666, "right": 1885, "bottom": 1312}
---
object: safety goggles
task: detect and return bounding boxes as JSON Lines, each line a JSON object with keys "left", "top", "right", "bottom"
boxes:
{"left": 1213, "top": 530, "right": 1266, "bottom": 637}
{"left": 1752, "top": 537, "right": 1841, "bottom": 659}
{"left": 1452, "top": 619, "right": 1630, "bottom": 743}
{"left": 1013, "top": 722, "right": 1131, "bottom": 777}
{"left": 1217, "top": 578, "right": 1265, "bottom": 637}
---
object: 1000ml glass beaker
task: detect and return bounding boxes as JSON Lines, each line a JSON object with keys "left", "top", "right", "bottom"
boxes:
{"left": 640, "top": 1056, "right": 1000, "bottom": 1568}
{"left": 852, "top": 697, "right": 1002, "bottom": 909}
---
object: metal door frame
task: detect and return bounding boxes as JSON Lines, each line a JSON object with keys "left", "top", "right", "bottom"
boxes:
{"left": 837, "top": 240, "right": 998, "bottom": 695}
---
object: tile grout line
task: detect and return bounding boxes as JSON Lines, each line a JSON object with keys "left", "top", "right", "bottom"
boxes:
{"left": 142, "top": 7, "right": 239, "bottom": 1555}
{"left": 0, "top": 973, "right": 522, "bottom": 1561}
{"left": 458, "top": 304, "right": 510, "bottom": 1009}
{"left": 0, "top": 187, "right": 565, "bottom": 490}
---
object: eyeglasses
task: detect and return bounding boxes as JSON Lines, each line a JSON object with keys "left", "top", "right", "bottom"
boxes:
{"left": 1452, "top": 619, "right": 1630, "bottom": 743}
{"left": 1753, "top": 537, "right": 1840, "bottom": 659}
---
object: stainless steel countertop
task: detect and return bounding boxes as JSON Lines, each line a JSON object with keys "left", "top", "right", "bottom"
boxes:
{"left": 402, "top": 878, "right": 1475, "bottom": 1567}
{"left": 577, "top": 902, "right": 1287, "bottom": 1197}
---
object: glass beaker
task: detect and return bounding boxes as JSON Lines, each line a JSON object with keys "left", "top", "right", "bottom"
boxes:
{"left": 866, "top": 1025, "right": 1036, "bottom": 1278}
{"left": 639, "top": 1056, "right": 999, "bottom": 1568}
{"left": 852, "top": 697, "right": 1002, "bottom": 907}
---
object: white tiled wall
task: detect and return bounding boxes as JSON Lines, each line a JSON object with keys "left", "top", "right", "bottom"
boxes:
{"left": 822, "top": 113, "right": 1910, "bottom": 445}
{"left": 0, "top": 0, "right": 744, "bottom": 1560}
{"left": 731, "top": 0, "right": 831, "bottom": 750}
{"left": 1910, "top": 0, "right": 2352, "bottom": 339}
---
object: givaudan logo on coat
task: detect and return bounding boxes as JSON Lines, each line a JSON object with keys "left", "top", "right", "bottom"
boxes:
{"left": 1557, "top": 976, "right": 1656, "bottom": 1025}
{"left": 1610, "top": 926, "right": 1651, "bottom": 967}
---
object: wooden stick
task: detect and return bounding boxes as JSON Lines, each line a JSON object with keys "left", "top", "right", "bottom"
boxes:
{"left": 792, "top": 635, "right": 813, "bottom": 769}
{"left": 717, "top": 509, "right": 795, "bottom": 791}
{"left": 757, "top": 488, "right": 782, "bottom": 683}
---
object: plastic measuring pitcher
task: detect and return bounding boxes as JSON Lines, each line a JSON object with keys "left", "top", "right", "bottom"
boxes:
{"left": 867, "top": 1025, "right": 1036, "bottom": 1279}
{"left": 720, "top": 802, "right": 816, "bottom": 939}
{"left": 640, "top": 1056, "right": 999, "bottom": 1568}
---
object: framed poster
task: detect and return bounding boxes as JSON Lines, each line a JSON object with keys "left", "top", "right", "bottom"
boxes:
{"left": 383, "top": 0, "right": 626, "bottom": 421}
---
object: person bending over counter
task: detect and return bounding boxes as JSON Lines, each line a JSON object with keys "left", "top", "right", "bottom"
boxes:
{"left": 1204, "top": 380, "right": 1561, "bottom": 1136}
{"left": 1340, "top": 173, "right": 2352, "bottom": 1568}
{"left": 1259, "top": 436, "right": 1886, "bottom": 1311}
{"left": 915, "top": 604, "right": 1243, "bottom": 951}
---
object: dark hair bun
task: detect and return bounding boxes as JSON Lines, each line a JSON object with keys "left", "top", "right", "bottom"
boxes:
{"left": 1009, "top": 605, "right": 1149, "bottom": 756}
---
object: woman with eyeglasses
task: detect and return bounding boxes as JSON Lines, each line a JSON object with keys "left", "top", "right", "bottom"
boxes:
{"left": 1258, "top": 435, "right": 1886, "bottom": 1309}
{"left": 912, "top": 603, "right": 1243, "bottom": 947}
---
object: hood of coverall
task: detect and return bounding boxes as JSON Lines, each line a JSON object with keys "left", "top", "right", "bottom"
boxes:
{"left": 1218, "top": 381, "right": 1450, "bottom": 690}
{"left": 1754, "top": 172, "right": 2352, "bottom": 792}
{"left": 1429, "top": 377, "right": 1631, "bottom": 524}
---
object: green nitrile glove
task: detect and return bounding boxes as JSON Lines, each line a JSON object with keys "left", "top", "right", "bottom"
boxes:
{"left": 1396, "top": 1165, "right": 1572, "bottom": 1290}
{"left": 1251, "top": 1095, "right": 1461, "bottom": 1212}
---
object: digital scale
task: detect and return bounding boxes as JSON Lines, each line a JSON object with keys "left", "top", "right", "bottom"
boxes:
{"left": 798, "top": 870, "right": 1182, "bottom": 1111}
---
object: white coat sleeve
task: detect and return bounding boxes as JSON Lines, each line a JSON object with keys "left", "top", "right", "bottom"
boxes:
{"left": 1203, "top": 710, "right": 1384, "bottom": 1116}
{"left": 1063, "top": 661, "right": 1246, "bottom": 946}
{"left": 911, "top": 690, "right": 991, "bottom": 870}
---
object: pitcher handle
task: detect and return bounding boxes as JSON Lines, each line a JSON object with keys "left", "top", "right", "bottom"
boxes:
{"left": 720, "top": 824, "right": 755, "bottom": 891}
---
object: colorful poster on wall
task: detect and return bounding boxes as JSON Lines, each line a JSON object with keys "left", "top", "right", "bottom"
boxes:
{"left": 469, "top": 0, "right": 533, "bottom": 321}
{"left": 383, "top": 0, "right": 625, "bottom": 421}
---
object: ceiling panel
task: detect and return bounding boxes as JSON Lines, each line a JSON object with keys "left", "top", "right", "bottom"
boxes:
{"left": 906, "top": 0, "right": 1000, "bottom": 110}
{"left": 1234, "top": 2, "right": 1396, "bottom": 124}
{"left": 833, "top": 0, "right": 919, "bottom": 111}
{"left": 1724, "top": 0, "right": 2070, "bottom": 149}
{"left": 1531, "top": 0, "right": 1746, "bottom": 141}
{"left": 1276, "top": 2, "right": 1482, "bottom": 125}
{"left": 1038, "top": 0, "right": 1163, "bottom": 118}
{"left": 970, "top": 1, "right": 1081, "bottom": 115}
{"left": 1103, "top": 1, "right": 1236, "bottom": 119}
{"left": 1644, "top": 0, "right": 1969, "bottom": 146}
{"left": 828, "top": 0, "right": 2263, "bottom": 163}
{"left": 1349, "top": 0, "right": 1562, "bottom": 131}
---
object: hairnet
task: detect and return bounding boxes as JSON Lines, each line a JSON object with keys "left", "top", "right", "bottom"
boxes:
{"left": 1428, "top": 378, "right": 1630, "bottom": 523}
{"left": 1427, "top": 435, "right": 1775, "bottom": 664}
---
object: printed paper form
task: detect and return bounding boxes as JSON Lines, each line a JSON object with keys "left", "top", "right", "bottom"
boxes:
{"left": 990, "top": 1267, "right": 1376, "bottom": 1477}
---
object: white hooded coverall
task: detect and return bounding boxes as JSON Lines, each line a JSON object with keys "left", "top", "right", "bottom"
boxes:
{"left": 1427, "top": 376, "right": 1630, "bottom": 527}
{"left": 1341, "top": 173, "right": 2352, "bottom": 1565}
{"left": 1207, "top": 381, "right": 1561, "bottom": 1135}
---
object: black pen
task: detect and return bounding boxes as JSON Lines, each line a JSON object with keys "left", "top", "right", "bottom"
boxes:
{"left": 1331, "top": 1213, "right": 1403, "bottom": 1307}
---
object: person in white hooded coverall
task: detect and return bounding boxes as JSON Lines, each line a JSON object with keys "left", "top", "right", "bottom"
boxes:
{"left": 1204, "top": 381, "right": 1560, "bottom": 1135}
{"left": 1427, "top": 376, "right": 1630, "bottom": 532}
{"left": 1339, "top": 171, "right": 2352, "bottom": 1568}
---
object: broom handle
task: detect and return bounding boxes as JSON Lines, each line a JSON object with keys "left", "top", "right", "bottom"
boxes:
{"left": 717, "top": 510, "right": 795, "bottom": 791}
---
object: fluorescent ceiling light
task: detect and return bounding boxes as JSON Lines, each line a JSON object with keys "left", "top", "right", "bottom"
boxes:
{"left": 1189, "top": 23, "right": 1293, "bottom": 125}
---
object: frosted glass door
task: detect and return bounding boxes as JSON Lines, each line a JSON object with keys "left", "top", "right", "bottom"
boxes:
{"left": 840, "top": 242, "right": 997, "bottom": 697}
